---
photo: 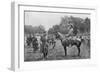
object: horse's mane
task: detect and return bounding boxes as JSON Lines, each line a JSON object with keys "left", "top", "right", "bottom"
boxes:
{"left": 57, "top": 32, "right": 68, "bottom": 42}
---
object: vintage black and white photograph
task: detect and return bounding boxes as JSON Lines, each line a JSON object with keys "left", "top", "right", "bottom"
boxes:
{"left": 24, "top": 11, "right": 90, "bottom": 62}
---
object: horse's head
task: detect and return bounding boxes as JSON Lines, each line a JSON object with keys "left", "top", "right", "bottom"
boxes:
{"left": 55, "top": 32, "right": 63, "bottom": 39}
{"left": 55, "top": 32, "right": 66, "bottom": 43}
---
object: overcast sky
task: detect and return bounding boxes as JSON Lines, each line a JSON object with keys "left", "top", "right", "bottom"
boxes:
{"left": 25, "top": 11, "right": 90, "bottom": 31}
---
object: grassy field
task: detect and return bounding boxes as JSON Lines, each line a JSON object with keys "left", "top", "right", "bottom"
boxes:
{"left": 24, "top": 39, "right": 90, "bottom": 62}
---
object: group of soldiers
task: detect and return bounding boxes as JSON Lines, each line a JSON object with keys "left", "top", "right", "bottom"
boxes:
{"left": 25, "top": 32, "right": 56, "bottom": 59}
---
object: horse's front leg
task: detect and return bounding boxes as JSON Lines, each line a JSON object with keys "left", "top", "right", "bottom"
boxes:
{"left": 52, "top": 41, "right": 56, "bottom": 49}
{"left": 64, "top": 46, "right": 67, "bottom": 56}
{"left": 77, "top": 47, "right": 80, "bottom": 57}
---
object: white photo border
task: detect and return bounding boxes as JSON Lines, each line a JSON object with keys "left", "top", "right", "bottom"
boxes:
{"left": 11, "top": 2, "right": 97, "bottom": 71}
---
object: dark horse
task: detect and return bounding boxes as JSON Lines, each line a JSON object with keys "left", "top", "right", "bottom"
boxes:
{"left": 26, "top": 34, "right": 39, "bottom": 52}
{"left": 55, "top": 32, "right": 84, "bottom": 56}
{"left": 26, "top": 34, "right": 33, "bottom": 47}
{"left": 31, "top": 36, "right": 39, "bottom": 52}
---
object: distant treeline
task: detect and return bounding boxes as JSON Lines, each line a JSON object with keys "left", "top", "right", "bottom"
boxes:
{"left": 24, "top": 25, "right": 46, "bottom": 34}
{"left": 25, "top": 16, "right": 90, "bottom": 35}
{"left": 48, "top": 16, "right": 90, "bottom": 35}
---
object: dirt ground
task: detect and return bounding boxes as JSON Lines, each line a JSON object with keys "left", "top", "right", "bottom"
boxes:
{"left": 24, "top": 39, "right": 90, "bottom": 61}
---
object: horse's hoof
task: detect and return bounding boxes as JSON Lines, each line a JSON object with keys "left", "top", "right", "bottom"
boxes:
{"left": 65, "top": 55, "right": 67, "bottom": 57}
{"left": 78, "top": 55, "right": 81, "bottom": 57}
